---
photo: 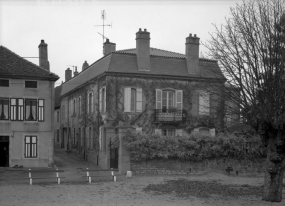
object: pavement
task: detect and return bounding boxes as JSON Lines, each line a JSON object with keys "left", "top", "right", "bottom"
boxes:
{"left": 0, "top": 148, "right": 117, "bottom": 185}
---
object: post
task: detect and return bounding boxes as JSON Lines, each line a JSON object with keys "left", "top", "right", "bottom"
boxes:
{"left": 114, "top": 176, "right": 116, "bottom": 182}
{"left": 29, "top": 169, "right": 32, "bottom": 185}
{"left": 89, "top": 176, "right": 91, "bottom": 183}
{"left": 58, "top": 178, "right": 60, "bottom": 184}
{"left": 118, "top": 126, "right": 135, "bottom": 175}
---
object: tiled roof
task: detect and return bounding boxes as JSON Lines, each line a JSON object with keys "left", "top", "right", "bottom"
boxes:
{"left": 61, "top": 48, "right": 225, "bottom": 96}
{"left": 54, "top": 85, "right": 62, "bottom": 109}
{"left": 0, "top": 46, "right": 59, "bottom": 81}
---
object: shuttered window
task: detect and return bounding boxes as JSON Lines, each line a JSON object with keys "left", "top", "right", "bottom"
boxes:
{"left": 24, "top": 136, "right": 37, "bottom": 158}
{"left": 124, "top": 87, "right": 142, "bottom": 112}
{"left": 156, "top": 89, "right": 183, "bottom": 111}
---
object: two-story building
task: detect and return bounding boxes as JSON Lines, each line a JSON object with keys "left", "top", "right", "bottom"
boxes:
{"left": 0, "top": 41, "right": 59, "bottom": 167}
{"left": 58, "top": 29, "right": 226, "bottom": 169}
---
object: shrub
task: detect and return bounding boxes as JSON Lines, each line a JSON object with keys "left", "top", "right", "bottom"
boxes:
{"left": 111, "top": 129, "right": 266, "bottom": 162}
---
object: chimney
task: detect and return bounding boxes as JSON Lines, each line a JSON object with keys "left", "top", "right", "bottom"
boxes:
{"left": 82, "top": 61, "right": 89, "bottom": 71}
{"left": 136, "top": 28, "right": 150, "bottom": 71}
{"left": 103, "top": 39, "right": 116, "bottom": 56}
{"left": 74, "top": 66, "right": 79, "bottom": 76}
{"left": 65, "top": 68, "right": 72, "bottom": 82}
{"left": 185, "top": 33, "right": 200, "bottom": 74}
{"left": 38, "top": 40, "right": 50, "bottom": 71}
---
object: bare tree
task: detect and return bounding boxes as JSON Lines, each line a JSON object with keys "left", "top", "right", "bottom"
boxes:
{"left": 205, "top": 0, "right": 285, "bottom": 202}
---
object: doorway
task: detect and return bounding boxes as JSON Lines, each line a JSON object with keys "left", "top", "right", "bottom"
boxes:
{"left": 110, "top": 148, "right": 118, "bottom": 169}
{"left": 0, "top": 136, "right": 9, "bottom": 167}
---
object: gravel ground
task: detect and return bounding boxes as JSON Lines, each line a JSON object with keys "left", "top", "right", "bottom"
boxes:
{"left": 1, "top": 172, "right": 285, "bottom": 206}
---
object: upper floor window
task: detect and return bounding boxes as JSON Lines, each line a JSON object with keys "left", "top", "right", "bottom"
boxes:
{"left": 124, "top": 87, "right": 142, "bottom": 112}
{"left": 73, "top": 99, "right": 76, "bottom": 115}
{"left": 87, "top": 92, "right": 93, "bottom": 114}
{"left": 25, "top": 81, "right": 37, "bottom": 88}
{"left": 38, "top": 99, "right": 44, "bottom": 121}
{"left": 156, "top": 89, "right": 183, "bottom": 111}
{"left": 10, "top": 98, "right": 24, "bottom": 121}
{"left": 25, "top": 99, "right": 37, "bottom": 121}
{"left": 62, "top": 105, "right": 65, "bottom": 119}
{"left": 99, "top": 87, "right": 106, "bottom": 113}
{"left": 199, "top": 91, "right": 210, "bottom": 115}
{"left": 78, "top": 96, "right": 82, "bottom": 115}
{"left": 0, "top": 79, "right": 9, "bottom": 87}
{"left": 0, "top": 98, "right": 9, "bottom": 120}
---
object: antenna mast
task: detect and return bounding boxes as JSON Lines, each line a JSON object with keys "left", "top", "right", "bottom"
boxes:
{"left": 95, "top": 10, "right": 112, "bottom": 44}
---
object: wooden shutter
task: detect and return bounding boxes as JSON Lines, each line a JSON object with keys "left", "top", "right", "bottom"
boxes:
{"left": 99, "top": 89, "right": 102, "bottom": 112}
{"left": 156, "top": 89, "right": 162, "bottom": 109}
{"left": 124, "top": 87, "right": 131, "bottom": 112}
{"left": 154, "top": 129, "right": 161, "bottom": 135}
{"left": 103, "top": 88, "right": 106, "bottom": 112}
{"left": 175, "top": 129, "right": 183, "bottom": 137}
{"left": 176, "top": 90, "right": 183, "bottom": 110}
{"left": 91, "top": 93, "right": 94, "bottom": 113}
{"left": 136, "top": 88, "right": 142, "bottom": 112}
{"left": 87, "top": 93, "right": 89, "bottom": 114}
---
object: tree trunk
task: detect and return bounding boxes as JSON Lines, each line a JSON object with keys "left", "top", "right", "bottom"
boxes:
{"left": 262, "top": 133, "right": 285, "bottom": 202}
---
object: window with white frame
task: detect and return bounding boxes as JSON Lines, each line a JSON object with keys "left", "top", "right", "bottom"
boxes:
{"left": 87, "top": 92, "right": 93, "bottom": 114}
{"left": 10, "top": 98, "right": 24, "bottom": 121}
{"left": 162, "top": 129, "right": 175, "bottom": 137}
{"left": 199, "top": 91, "right": 210, "bottom": 115}
{"left": 24, "top": 136, "right": 37, "bottom": 158}
{"left": 156, "top": 89, "right": 183, "bottom": 112}
{"left": 25, "top": 99, "right": 37, "bottom": 121}
{"left": 99, "top": 87, "right": 106, "bottom": 113}
{"left": 0, "top": 98, "right": 9, "bottom": 120}
{"left": 124, "top": 87, "right": 142, "bottom": 112}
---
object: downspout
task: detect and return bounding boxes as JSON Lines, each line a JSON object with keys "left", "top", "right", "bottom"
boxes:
{"left": 97, "top": 77, "right": 100, "bottom": 166}
{"left": 84, "top": 84, "right": 87, "bottom": 160}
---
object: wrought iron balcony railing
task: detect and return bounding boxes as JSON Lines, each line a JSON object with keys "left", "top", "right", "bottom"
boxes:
{"left": 154, "top": 109, "right": 187, "bottom": 123}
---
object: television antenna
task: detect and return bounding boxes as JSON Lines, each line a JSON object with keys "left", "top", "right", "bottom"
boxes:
{"left": 94, "top": 10, "right": 112, "bottom": 44}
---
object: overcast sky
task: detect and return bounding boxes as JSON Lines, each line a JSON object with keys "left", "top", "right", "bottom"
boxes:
{"left": 0, "top": 0, "right": 242, "bottom": 85}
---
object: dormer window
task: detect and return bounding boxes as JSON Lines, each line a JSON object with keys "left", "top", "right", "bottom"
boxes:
{"left": 25, "top": 81, "right": 37, "bottom": 88}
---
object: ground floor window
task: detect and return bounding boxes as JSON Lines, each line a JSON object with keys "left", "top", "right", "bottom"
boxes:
{"left": 162, "top": 129, "right": 175, "bottom": 137}
{"left": 24, "top": 136, "right": 37, "bottom": 158}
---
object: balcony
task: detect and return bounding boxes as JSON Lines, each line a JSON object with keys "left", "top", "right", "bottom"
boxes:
{"left": 154, "top": 109, "right": 187, "bottom": 123}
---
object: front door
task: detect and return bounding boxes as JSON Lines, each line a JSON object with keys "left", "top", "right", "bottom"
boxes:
{"left": 0, "top": 136, "right": 9, "bottom": 167}
{"left": 110, "top": 147, "right": 118, "bottom": 169}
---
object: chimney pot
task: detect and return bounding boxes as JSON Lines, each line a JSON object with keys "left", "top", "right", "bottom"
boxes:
{"left": 144, "top": 29, "right": 147, "bottom": 32}
{"left": 139, "top": 28, "right": 142, "bottom": 31}
{"left": 103, "top": 39, "right": 116, "bottom": 56}
{"left": 65, "top": 68, "right": 72, "bottom": 82}
{"left": 194, "top": 34, "right": 197, "bottom": 37}
{"left": 82, "top": 61, "right": 89, "bottom": 71}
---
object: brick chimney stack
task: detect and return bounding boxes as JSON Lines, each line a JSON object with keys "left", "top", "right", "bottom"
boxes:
{"left": 38, "top": 40, "right": 50, "bottom": 71}
{"left": 65, "top": 68, "right": 72, "bottom": 82}
{"left": 103, "top": 39, "right": 116, "bottom": 56}
{"left": 74, "top": 66, "right": 79, "bottom": 76}
{"left": 82, "top": 61, "right": 89, "bottom": 71}
{"left": 185, "top": 33, "right": 200, "bottom": 74}
{"left": 136, "top": 28, "right": 150, "bottom": 71}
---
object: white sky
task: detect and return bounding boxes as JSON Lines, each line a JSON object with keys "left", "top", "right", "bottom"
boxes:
{"left": 0, "top": 0, "right": 242, "bottom": 86}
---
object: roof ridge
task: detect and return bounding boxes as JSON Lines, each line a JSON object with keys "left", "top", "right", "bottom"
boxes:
{"left": 0, "top": 45, "right": 54, "bottom": 74}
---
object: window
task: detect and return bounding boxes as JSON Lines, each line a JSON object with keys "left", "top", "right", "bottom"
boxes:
{"left": 24, "top": 136, "right": 37, "bottom": 158}
{"left": 57, "top": 129, "right": 59, "bottom": 142}
{"left": 62, "top": 105, "right": 65, "bottom": 119}
{"left": 199, "top": 91, "right": 210, "bottom": 115}
{"left": 124, "top": 87, "right": 142, "bottom": 112}
{"left": 57, "top": 111, "right": 59, "bottom": 122}
{"left": 10, "top": 98, "right": 24, "bottom": 121}
{"left": 156, "top": 89, "right": 183, "bottom": 111}
{"left": 99, "top": 87, "right": 106, "bottom": 113}
{"left": 73, "top": 128, "right": 76, "bottom": 146}
{"left": 78, "top": 96, "right": 82, "bottom": 115}
{"left": 69, "top": 100, "right": 72, "bottom": 118}
{"left": 25, "top": 99, "right": 37, "bottom": 121}
{"left": 38, "top": 99, "right": 44, "bottom": 121}
{"left": 73, "top": 99, "right": 76, "bottom": 115}
{"left": 87, "top": 93, "right": 93, "bottom": 114}
{"left": 162, "top": 129, "right": 175, "bottom": 137}
{"left": 25, "top": 81, "right": 37, "bottom": 88}
{"left": 99, "top": 126, "right": 105, "bottom": 151}
{"left": 0, "top": 79, "right": 9, "bottom": 87}
{"left": 0, "top": 98, "right": 9, "bottom": 120}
